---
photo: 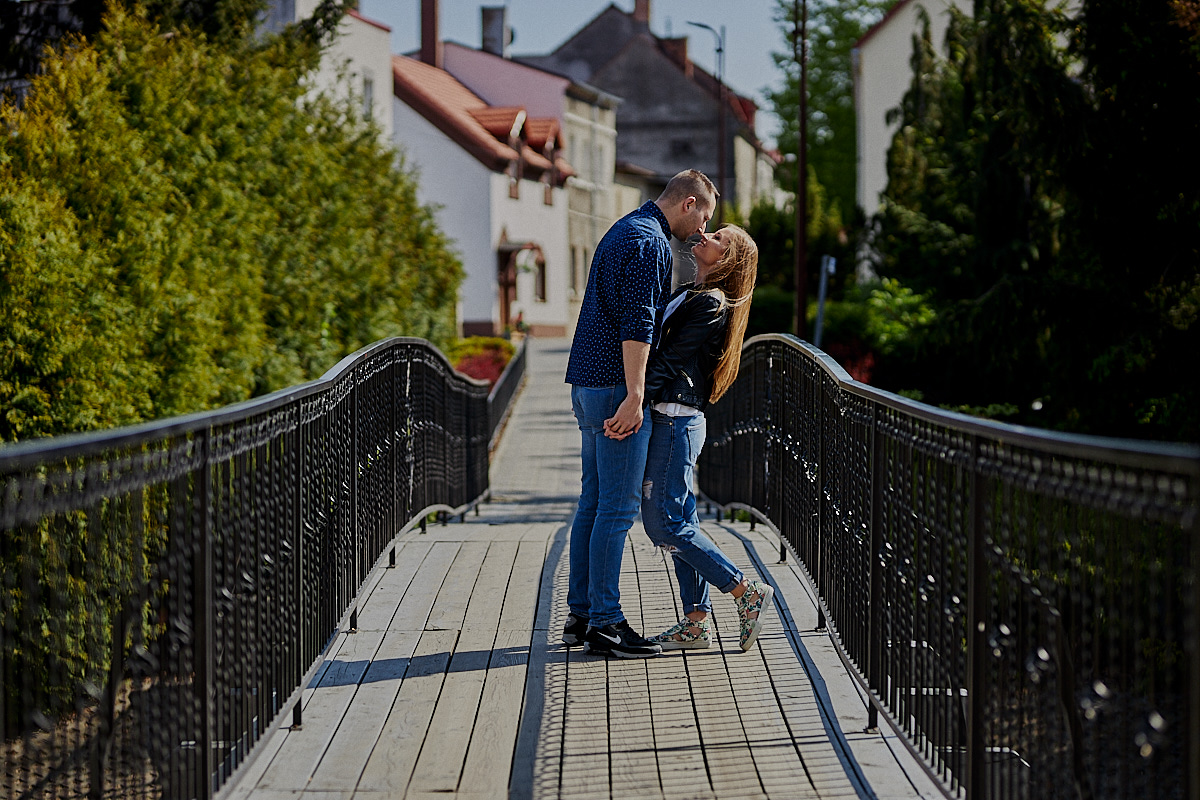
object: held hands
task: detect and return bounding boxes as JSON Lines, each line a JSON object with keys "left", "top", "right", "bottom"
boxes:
{"left": 603, "top": 394, "right": 644, "bottom": 440}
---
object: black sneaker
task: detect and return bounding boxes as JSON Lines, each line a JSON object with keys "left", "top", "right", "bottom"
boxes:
{"left": 584, "top": 620, "right": 662, "bottom": 658}
{"left": 562, "top": 613, "right": 588, "bottom": 646}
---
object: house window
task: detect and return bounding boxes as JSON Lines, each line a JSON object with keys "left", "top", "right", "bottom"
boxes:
{"left": 570, "top": 247, "right": 579, "bottom": 294}
{"left": 363, "top": 76, "right": 374, "bottom": 118}
{"left": 670, "top": 139, "right": 694, "bottom": 158}
{"left": 535, "top": 259, "right": 547, "bottom": 302}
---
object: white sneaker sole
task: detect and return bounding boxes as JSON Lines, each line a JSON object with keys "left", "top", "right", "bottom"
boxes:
{"left": 656, "top": 638, "right": 710, "bottom": 650}
{"left": 739, "top": 584, "right": 774, "bottom": 651}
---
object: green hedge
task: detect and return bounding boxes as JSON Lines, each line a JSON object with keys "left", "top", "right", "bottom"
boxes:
{"left": 0, "top": 5, "right": 462, "bottom": 443}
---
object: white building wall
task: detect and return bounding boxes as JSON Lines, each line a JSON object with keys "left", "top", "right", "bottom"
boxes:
{"left": 393, "top": 99, "right": 494, "bottom": 333}
{"left": 295, "top": 0, "right": 394, "bottom": 138}
{"left": 854, "top": 0, "right": 969, "bottom": 215}
{"left": 490, "top": 174, "right": 572, "bottom": 335}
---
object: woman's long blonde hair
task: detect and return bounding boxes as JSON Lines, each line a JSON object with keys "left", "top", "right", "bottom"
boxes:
{"left": 694, "top": 224, "right": 758, "bottom": 403}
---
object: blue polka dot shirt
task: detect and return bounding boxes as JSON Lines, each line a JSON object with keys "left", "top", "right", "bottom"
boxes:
{"left": 566, "top": 201, "right": 674, "bottom": 387}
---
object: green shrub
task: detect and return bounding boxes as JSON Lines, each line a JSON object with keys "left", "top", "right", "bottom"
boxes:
{"left": 446, "top": 337, "right": 514, "bottom": 387}
{"left": 0, "top": 4, "right": 462, "bottom": 440}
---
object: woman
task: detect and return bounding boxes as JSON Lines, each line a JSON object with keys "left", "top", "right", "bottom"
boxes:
{"left": 606, "top": 224, "right": 772, "bottom": 651}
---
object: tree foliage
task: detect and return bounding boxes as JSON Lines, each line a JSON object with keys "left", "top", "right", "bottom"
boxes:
{"left": 874, "top": 0, "right": 1200, "bottom": 441}
{"left": 0, "top": 5, "right": 462, "bottom": 442}
{"left": 769, "top": 0, "right": 897, "bottom": 216}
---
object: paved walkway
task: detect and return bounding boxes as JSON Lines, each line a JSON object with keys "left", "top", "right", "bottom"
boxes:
{"left": 225, "top": 337, "right": 943, "bottom": 800}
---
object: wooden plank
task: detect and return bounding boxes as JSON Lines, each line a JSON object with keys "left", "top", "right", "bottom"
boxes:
{"left": 424, "top": 540, "right": 489, "bottom": 631}
{"left": 240, "top": 790, "right": 352, "bottom": 800}
{"left": 646, "top": 652, "right": 715, "bottom": 800}
{"left": 304, "top": 629, "right": 422, "bottom": 791}
{"left": 462, "top": 540, "right": 520, "bottom": 631}
{"left": 255, "top": 630, "right": 385, "bottom": 791}
{"left": 608, "top": 658, "right": 663, "bottom": 799}
{"left": 223, "top": 725, "right": 291, "bottom": 800}
{"left": 390, "top": 541, "right": 459, "bottom": 632}
{"left": 458, "top": 627, "right": 534, "bottom": 796}
{"left": 353, "top": 540, "right": 433, "bottom": 632}
{"left": 558, "top": 650, "right": 609, "bottom": 799}
{"left": 710, "top": 523, "right": 867, "bottom": 798}
{"left": 510, "top": 529, "right": 567, "bottom": 800}
{"left": 407, "top": 625, "right": 496, "bottom": 793}
{"left": 498, "top": 537, "right": 553, "bottom": 632}
{"left": 355, "top": 628, "right": 459, "bottom": 793}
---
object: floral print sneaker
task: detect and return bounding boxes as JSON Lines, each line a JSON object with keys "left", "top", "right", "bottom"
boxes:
{"left": 649, "top": 617, "right": 711, "bottom": 650}
{"left": 735, "top": 580, "right": 774, "bottom": 651}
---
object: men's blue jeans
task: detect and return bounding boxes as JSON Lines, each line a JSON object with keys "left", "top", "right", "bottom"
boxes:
{"left": 568, "top": 384, "right": 653, "bottom": 627}
{"left": 640, "top": 410, "right": 743, "bottom": 614}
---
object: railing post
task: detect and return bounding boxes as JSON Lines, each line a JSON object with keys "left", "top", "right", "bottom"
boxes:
{"left": 965, "top": 434, "right": 986, "bottom": 799}
{"left": 350, "top": 375, "right": 359, "bottom": 632}
{"left": 1190, "top": 505, "right": 1199, "bottom": 800}
{"left": 815, "top": 366, "right": 826, "bottom": 632}
{"left": 292, "top": 409, "right": 304, "bottom": 730}
{"left": 195, "top": 429, "right": 216, "bottom": 798}
{"left": 867, "top": 403, "right": 884, "bottom": 732}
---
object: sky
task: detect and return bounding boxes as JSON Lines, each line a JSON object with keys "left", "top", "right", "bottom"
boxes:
{"left": 356, "top": 0, "right": 792, "bottom": 144}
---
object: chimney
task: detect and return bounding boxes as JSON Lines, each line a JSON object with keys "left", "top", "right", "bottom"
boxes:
{"left": 481, "top": 6, "right": 511, "bottom": 58}
{"left": 633, "top": 0, "right": 650, "bottom": 25}
{"left": 660, "top": 37, "right": 692, "bottom": 78}
{"left": 421, "top": 0, "right": 443, "bottom": 69}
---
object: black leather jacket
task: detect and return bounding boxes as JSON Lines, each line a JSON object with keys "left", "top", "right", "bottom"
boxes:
{"left": 644, "top": 284, "right": 729, "bottom": 411}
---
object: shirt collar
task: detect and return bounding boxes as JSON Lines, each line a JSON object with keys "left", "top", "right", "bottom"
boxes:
{"left": 640, "top": 200, "right": 673, "bottom": 241}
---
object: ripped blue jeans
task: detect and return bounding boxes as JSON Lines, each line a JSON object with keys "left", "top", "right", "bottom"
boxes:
{"left": 640, "top": 410, "right": 743, "bottom": 614}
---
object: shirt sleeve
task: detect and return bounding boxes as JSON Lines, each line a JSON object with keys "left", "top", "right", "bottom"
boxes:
{"left": 618, "top": 237, "right": 671, "bottom": 344}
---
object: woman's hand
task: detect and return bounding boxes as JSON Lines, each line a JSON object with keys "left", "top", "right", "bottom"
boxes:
{"left": 603, "top": 395, "right": 642, "bottom": 440}
{"left": 603, "top": 416, "right": 635, "bottom": 440}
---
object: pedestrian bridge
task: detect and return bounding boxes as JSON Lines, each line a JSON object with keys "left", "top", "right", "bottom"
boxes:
{"left": 2, "top": 336, "right": 1197, "bottom": 800}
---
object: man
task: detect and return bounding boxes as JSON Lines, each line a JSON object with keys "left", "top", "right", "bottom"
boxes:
{"left": 563, "top": 169, "right": 717, "bottom": 658}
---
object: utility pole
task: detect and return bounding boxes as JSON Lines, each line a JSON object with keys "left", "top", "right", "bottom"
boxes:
{"left": 689, "top": 21, "right": 726, "bottom": 226}
{"left": 793, "top": 0, "right": 808, "bottom": 339}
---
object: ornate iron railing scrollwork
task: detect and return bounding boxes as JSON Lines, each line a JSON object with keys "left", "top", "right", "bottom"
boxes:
{"left": 0, "top": 337, "right": 500, "bottom": 800}
{"left": 699, "top": 333, "right": 1200, "bottom": 800}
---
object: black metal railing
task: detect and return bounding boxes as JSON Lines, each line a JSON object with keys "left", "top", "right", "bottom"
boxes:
{"left": 488, "top": 337, "right": 527, "bottom": 449}
{"left": 699, "top": 334, "right": 1200, "bottom": 800}
{"left": 0, "top": 337, "right": 501, "bottom": 800}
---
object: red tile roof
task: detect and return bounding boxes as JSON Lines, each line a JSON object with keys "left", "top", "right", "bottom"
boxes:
{"left": 392, "top": 55, "right": 571, "bottom": 183}
{"left": 468, "top": 107, "right": 524, "bottom": 139}
{"left": 524, "top": 118, "right": 561, "bottom": 152}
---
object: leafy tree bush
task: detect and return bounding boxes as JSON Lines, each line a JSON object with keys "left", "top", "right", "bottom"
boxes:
{"left": 0, "top": 4, "right": 462, "bottom": 442}
{"left": 874, "top": 0, "right": 1200, "bottom": 441}
{"left": 446, "top": 337, "right": 515, "bottom": 388}
{"left": 769, "top": 0, "right": 897, "bottom": 217}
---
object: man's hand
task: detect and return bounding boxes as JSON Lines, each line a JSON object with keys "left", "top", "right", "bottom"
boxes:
{"left": 605, "top": 339, "right": 651, "bottom": 441}
{"left": 603, "top": 397, "right": 642, "bottom": 440}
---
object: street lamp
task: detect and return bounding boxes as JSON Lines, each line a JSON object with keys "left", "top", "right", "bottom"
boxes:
{"left": 687, "top": 20, "right": 726, "bottom": 226}
{"left": 792, "top": 0, "right": 808, "bottom": 339}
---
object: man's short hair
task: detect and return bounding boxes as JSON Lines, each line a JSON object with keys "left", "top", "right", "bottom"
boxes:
{"left": 659, "top": 169, "right": 718, "bottom": 208}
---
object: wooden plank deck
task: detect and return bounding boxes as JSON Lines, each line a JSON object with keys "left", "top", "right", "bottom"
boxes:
{"left": 225, "top": 338, "right": 942, "bottom": 800}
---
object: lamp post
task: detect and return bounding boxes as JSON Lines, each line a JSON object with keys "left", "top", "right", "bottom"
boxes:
{"left": 792, "top": 0, "right": 808, "bottom": 339}
{"left": 688, "top": 21, "right": 726, "bottom": 226}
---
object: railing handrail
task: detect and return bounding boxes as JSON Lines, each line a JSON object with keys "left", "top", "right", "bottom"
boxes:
{"left": 488, "top": 336, "right": 528, "bottom": 449}
{"left": 744, "top": 332, "right": 1200, "bottom": 470}
{"left": 701, "top": 334, "right": 1199, "bottom": 799}
{"left": 1, "top": 336, "right": 508, "bottom": 800}
{"left": 0, "top": 337, "right": 490, "bottom": 471}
